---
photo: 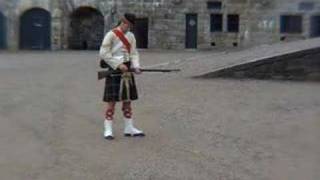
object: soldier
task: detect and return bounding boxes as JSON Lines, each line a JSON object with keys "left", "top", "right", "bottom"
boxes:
{"left": 99, "top": 13, "right": 145, "bottom": 140}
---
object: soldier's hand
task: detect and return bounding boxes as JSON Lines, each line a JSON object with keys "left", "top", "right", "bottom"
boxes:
{"left": 134, "top": 68, "right": 142, "bottom": 74}
{"left": 100, "top": 59, "right": 108, "bottom": 68}
{"left": 119, "top": 64, "right": 128, "bottom": 72}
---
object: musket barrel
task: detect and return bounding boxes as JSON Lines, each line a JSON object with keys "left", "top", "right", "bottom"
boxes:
{"left": 140, "top": 69, "right": 180, "bottom": 72}
{"left": 97, "top": 68, "right": 181, "bottom": 80}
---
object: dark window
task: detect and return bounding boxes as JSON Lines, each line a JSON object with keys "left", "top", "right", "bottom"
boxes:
{"left": 207, "top": 1, "right": 222, "bottom": 10}
{"left": 298, "top": 2, "right": 314, "bottom": 11}
{"left": 144, "top": 0, "right": 155, "bottom": 2}
{"left": 227, "top": 14, "right": 239, "bottom": 32}
{"left": 210, "top": 14, "right": 223, "bottom": 32}
{"left": 280, "top": 15, "right": 303, "bottom": 33}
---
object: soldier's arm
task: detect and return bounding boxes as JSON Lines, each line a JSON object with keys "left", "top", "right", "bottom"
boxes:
{"left": 129, "top": 33, "right": 140, "bottom": 69}
{"left": 99, "top": 32, "right": 123, "bottom": 70}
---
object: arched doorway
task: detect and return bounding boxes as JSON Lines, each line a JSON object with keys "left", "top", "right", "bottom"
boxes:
{"left": 20, "top": 8, "right": 51, "bottom": 50}
{"left": 69, "top": 7, "right": 104, "bottom": 50}
{"left": 0, "top": 12, "right": 6, "bottom": 49}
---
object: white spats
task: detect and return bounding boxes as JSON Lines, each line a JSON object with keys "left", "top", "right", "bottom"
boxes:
{"left": 123, "top": 118, "right": 145, "bottom": 137}
{"left": 104, "top": 120, "right": 114, "bottom": 139}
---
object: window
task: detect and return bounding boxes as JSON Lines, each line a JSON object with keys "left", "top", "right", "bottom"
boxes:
{"left": 280, "top": 15, "right": 303, "bottom": 33}
{"left": 227, "top": 14, "right": 239, "bottom": 32}
{"left": 298, "top": 2, "right": 314, "bottom": 11}
{"left": 210, "top": 14, "right": 223, "bottom": 32}
{"left": 207, "top": 1, "right": 222, "bottom": 10}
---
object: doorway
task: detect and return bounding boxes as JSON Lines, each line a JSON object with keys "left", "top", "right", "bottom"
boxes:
{"left": 0, "top": 12, "right": 6, "bottom": 49}
{"left": 310, "top": 15, "right": 320, "bottom": 37}
{"left": 69, "top": 7, "right": 104, "bottom": 50}
{"left": 133, "top": 18, "right": 148, "bottom": 49}
{"left": 20, "top": 8, "right": 51, "bottom": 50}
{"left": 185, "top": 14, "right": 198, "bottom": 49}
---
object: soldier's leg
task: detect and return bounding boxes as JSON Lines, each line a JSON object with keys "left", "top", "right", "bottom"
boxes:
{"left": 104, "top": 102, "right": 116, "bottom": 140}
{"left": 122, "top": 101, "right": 132, "bottom": 118}
{"left": 122, "top": 101, "right": 145, "bottom": 137}
{"left": 105, "top": 102, "right": 116, "bottom": 120}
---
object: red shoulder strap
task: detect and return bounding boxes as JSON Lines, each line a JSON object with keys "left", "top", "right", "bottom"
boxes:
{"left": 112, "top": 29, "right": 131, "bottom": 53}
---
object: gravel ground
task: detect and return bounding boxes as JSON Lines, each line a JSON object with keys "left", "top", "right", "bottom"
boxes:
{"left": 0, "top": 50, "right": 319, "bottom": 180}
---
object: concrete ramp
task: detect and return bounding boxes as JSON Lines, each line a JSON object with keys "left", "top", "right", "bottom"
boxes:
{"left": 195, "top": 38, "right": 320, "bottom": 81}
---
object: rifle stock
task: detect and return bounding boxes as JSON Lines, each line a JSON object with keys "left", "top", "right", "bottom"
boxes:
{"left": 98, "top": 68, "right": 180, "bottom": 80}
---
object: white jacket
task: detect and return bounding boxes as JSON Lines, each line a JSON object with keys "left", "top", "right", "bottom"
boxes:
{"left": 99, "top": 28, "right": 140, "bottom": 70}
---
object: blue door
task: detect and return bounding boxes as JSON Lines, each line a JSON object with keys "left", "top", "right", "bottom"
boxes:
{"left": 186, "top": 14, "right": 198, "bottom": 49}
{"left": 0, "top": 12, "right": 6, "bottom": 49}
{"left": 310, "top": 16, "right": 320, "bottom": 37}
{"left": 20, "top": 8, "right": 51, "bottom": 50}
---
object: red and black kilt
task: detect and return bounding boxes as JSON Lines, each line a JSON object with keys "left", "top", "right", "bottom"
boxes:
{"left": 103, "top": 62, "right": 138, "bottom": 102}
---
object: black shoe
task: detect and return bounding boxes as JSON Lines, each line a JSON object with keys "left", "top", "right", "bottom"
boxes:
{"left": 124, "top": 133, "right": 145, "bottom": 137}
{"left": 104, "top": 135, "right": 114, "bottom": 140}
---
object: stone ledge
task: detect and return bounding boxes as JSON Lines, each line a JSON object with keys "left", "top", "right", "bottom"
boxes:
{"left": 197, "top": 38, "right": 320, "bottom": 81}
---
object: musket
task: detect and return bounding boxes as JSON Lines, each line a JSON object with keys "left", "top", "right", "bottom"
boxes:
{"left": 98, "top": 68, "right": 181, "bottom": 80}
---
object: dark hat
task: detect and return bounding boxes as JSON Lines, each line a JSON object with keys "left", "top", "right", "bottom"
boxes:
{"left": 123, "top": 13, "right": 136, "bottom": 25}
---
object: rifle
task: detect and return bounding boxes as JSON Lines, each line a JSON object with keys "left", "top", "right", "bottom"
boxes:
{"left": 98, "top": 68, "right": 181, "bottom": 80}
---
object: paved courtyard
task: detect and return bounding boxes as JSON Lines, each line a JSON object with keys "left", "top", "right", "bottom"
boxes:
{"left": 0, "top": 50, "right": 319, "bottom": 180}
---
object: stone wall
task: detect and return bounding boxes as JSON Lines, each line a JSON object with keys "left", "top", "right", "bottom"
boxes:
{"left": 0, "top": 0, "right": 320, "bottom": 50}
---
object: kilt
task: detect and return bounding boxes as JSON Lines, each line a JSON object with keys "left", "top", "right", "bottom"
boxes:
{"left": 103, "top": 62, "right": 138, "bottom": 102}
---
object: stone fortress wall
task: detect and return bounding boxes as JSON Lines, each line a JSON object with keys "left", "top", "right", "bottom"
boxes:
{"left": 0, "top": 0, "right": 320, "bottom": 50}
